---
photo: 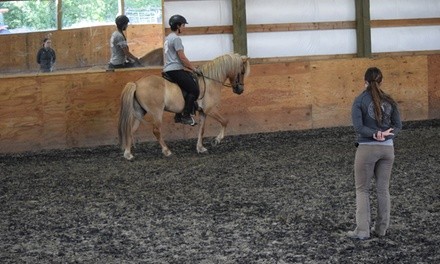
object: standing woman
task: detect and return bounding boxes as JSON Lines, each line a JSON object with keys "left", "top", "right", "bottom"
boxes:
{"left": 163, "top": 14, "right": 200, "bottom": 126}
{"left": 108, "top": 15, "right": 140, "bottom": 69}
{"left": 36, "top": 38, "right": 56, "bottom": 72}
{"left": 348, "top": 67, "right": 402, "bottom": 240}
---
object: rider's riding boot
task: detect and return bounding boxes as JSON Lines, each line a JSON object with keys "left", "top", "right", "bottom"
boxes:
{"left": 186, "top": 94, "right": 197, "bottom": 115}
{"left": 174, "top": 113, "right": 182, "bottom": 123}
{"left": 179, "top": 94, "right": 197, "bottom": 126}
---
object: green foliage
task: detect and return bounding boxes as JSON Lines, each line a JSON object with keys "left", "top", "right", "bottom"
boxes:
{"left": 0, "top": 0, "right": 56, "bottom": 30}
{"left": 126, "top": 0, "right": 161, "bottom": 9}
{"left": 62, "top": 0, "right": 119, "bottom": 28}
{"left": 0, "top": 0, "right": 161, "bottom": 31}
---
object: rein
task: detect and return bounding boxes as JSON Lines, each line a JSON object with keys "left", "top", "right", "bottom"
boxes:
{"left": 191, "top": 71, "right": 230, "bottom": 101}
{"left": 196, "top": 72, "right": 240, "bottom": 101}
{"left": 197, "top": 73, "right": 207, "bottom": 100}
{"left": 188, "top": 61, "right": 246, "bottom": 100}
{"left": 199, "top": 73, "right": 233, "bottom": 87}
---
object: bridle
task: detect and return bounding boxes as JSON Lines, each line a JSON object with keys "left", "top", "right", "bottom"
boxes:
{"left": 196, "top": 62, "right": 246, "bottom": 97}
{"left": 230, "top": 63, "right": 246, "bottom": 88}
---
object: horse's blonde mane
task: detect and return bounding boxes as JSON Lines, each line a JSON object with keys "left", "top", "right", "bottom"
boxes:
{"left": 200, "top": 53, "right": 248, "bottom": 81}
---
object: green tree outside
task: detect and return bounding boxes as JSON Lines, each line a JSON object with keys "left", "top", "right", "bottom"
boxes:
{"left": 0, "top": 0, "right": 161, "bottom": 32}
{"left": 0, "top": 0, "right": 56, "bottom": 31}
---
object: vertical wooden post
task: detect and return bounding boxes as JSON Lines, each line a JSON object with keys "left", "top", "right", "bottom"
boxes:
{"left": 232, "top": 0, "right": 247, "bottom": 56}
{"left": 355, "top": 0, "right": 371, "bottom": 57}
{"left": 57, "top": 0, "right": 62, "bottom": 30}
{"left": 119, "top": 0, "right": 125, "bottom": 15}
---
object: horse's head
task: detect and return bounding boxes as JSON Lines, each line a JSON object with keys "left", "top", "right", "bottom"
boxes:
{"left": 201, "top": 54, "right": 250, "bottom": 94}
{"left": 229, "top": 56, "right": 250, "bottom": 95}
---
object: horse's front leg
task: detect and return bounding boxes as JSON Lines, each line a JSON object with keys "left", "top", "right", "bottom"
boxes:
{"left": 196, "top": 112, "right": 208, "bottom": 153}
{"left": 206, "top": 109, "right": 228, "bottom": 146}
{"left": 152, "top": 119, "right": 172, "bottom": 157}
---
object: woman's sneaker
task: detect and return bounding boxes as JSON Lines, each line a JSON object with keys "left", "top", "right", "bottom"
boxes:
{"left": 371, "top": 226, "right": 386, "bottom": 237}
{"left": 347, "top": 230, "right": 370, "bottom": 240}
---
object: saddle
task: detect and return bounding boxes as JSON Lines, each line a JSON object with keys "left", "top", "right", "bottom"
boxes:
{"left": 161, "top": 71, "right": 175, "bottom": 83}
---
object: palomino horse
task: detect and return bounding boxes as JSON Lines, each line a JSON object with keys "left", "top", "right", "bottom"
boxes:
{"left": 138, "top": 48, "right": 164, "bottom": 66}
{"left": 118, "top": 53, "right": 250, "bottom": 159}
{"left": 87, "top": 48, "right": 164, "bottom": 71}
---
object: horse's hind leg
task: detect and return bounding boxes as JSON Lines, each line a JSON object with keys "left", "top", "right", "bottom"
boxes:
{"left": 124, "top": 119, "right": 140, "bottom": 160}
{"left": 151, "top": 117, "right": 172, "bottom": 157}
{"left": 123, "top": 99, "right": 146, "bottom": 160}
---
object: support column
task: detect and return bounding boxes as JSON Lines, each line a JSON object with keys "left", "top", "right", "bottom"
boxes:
{"left": 355, "top": 0, "right": 372, "bottom": 57}
{"left": 232, "top": 0, "right": 247, "bottom": 56}
{"left": 57, "top": 0, "right": 62, "bottom": 30}
{"left": 119, "top": 0, "right": 125, "bottom": 15}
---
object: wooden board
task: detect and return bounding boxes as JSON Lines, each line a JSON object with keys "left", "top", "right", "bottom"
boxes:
{"left": 428, "top": 54, "right": 440, "bottom": 119}
{"left": 0, "top": 55, "right": 438, "bottom": 154}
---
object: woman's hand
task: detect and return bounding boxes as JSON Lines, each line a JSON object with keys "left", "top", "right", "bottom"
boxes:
{"left": 373, "top": 128, "right": 394, "bottom": 141}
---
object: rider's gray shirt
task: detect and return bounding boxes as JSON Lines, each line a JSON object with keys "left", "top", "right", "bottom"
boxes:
{"left": 163, "top": 32, "right": 184, "bottom": 72}
{"left": 109, "top": 31, "right": 128, "bottom": 65}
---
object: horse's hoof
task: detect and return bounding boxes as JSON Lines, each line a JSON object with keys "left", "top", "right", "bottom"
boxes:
{"left": 197, "top": 147, "right": 208, "bottom": 154}
{"left": 124, "top": 153, "right": 134, "bottom": 161}
{"left": 163, "top": 150, "right": 172, "bottom": 157}
{"left": 211, "top": 139, "right": 221, "bottom": 146}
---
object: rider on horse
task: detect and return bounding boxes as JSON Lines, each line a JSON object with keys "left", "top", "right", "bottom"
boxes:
{"left": 109, "top": 15, "right": 141, "bottom": 69}
{"left": 163, "top": 14, "right": 200, "bottom": 126}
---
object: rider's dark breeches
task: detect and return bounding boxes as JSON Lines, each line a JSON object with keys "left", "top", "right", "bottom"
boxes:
{"left": 166, "top": 70, "right": 199, "bottom": 115}
{"left": 165, "top": 70, "right": 200, "bottom": 98}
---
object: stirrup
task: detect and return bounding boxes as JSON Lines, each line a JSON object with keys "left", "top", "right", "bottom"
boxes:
{"left": 180, "top": 115, "right": 197, "bottom": 126}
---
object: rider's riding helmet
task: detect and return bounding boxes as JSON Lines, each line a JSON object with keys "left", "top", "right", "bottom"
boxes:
{"left": 115, "top": 15, "right": 129, "bottom": 31}
{"left": 169, "top": 14, "right": 187, "bottom": 31}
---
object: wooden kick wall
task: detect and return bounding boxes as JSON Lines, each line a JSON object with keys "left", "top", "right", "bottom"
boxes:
{"left": 1, "top": 54, "right": 439, "bottom": 154}
{"left": 0, "top": 24, "right": 163, "bottom": 73}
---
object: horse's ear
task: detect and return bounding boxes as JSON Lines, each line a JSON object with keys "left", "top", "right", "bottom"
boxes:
{"left": 241, "top": 56, "right": 249, "bottom": 63}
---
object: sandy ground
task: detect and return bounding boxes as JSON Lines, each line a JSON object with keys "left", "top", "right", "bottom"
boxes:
{"left": 1, "top": 119, "right": 439, "bottom": 263}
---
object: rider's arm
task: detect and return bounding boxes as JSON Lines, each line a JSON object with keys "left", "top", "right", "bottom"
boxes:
{"left": 177, "top": 50, "right": 196, "bottom": 71}
{"left": 122, "top": 45, "right": 138, "bottom": 62}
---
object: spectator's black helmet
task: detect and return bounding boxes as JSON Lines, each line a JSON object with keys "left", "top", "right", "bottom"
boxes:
{"left": 169, "top": 14, "right": 187, "bottom": 30}
{"left": 115, "top": 15, "right": 129, "bottom": 30}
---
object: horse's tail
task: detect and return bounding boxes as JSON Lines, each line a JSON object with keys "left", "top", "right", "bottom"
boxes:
{"left": 118, "top": 82, "right": 138, "bottom": 150}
